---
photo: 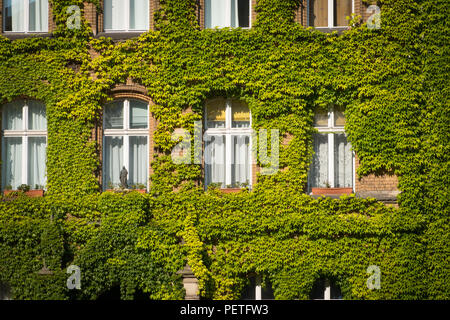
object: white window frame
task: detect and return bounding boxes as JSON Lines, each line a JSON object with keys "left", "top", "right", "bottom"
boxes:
{"left": 204, "top": 98, "right": 253, "bottom": 189}
{"left": 102, "top": 99, "right": 150, "bottom": 191}
{"left": 103, "top": 0, "right": 150, "bottom": 32}
{"left": 309, "top": 105, "right": 355, "bottom": 191}
{"left": 1, "top": 101, "right": 47, "bottom": 190}
{"left": 205, "top": 0, "right": 252, "bottom": 29}
{"left": 307, "top": 0, "right": 354, "bottom": 28}
{"left": 2, "top": 0, "right": 49, "bottom": 33}
{"left": 312, "top": 279, "right": 343, "bottom": 300}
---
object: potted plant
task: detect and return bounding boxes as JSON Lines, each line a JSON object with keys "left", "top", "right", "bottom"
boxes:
{"left": 3, "top": 184, "right": 44, "bottom": 197}
{"left": 221, "top": 181, "right": 249, "bottom": 194}
{"left": 311, "top": 181, "right": 353, "bottom": 196}
{"left": 134, "top": 184, "right": 147, "bottom": 194}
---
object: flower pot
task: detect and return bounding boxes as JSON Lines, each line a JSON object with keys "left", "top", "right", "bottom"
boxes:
{"left": 311, "top": 187, "right": 353, "bottom": 196}
{"left": 220, "top": 188, "right": 244, "bottom": 194}
{"left": 3, "top": 190, "right": 44, "bottom": 197}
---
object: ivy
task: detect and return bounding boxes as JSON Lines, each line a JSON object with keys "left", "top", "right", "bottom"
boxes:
{"left": 0, "top": 0, "right": 448, "bottom": 299}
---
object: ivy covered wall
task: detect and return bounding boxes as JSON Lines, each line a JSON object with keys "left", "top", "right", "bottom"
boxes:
{"left": 0, "top": 0, "right": 448, "bottom": 299}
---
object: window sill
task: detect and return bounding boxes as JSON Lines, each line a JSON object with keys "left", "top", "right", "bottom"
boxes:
{"left": 105, "top": 189, "right": 146, "bottom": 194}
{"left": 96, "top": 32, "right": 146, "bottom": 40}
{"left": 220, "top": 188, "right": 247, "bottom": 194}
{"left": 3, "top": 190, "right": 45, "bottom": 198}
{"left": 2, "top": 32, "right": 52, "bottom": 40}
{"left": 310, "top": 187, "right": 353, "bottom": 196}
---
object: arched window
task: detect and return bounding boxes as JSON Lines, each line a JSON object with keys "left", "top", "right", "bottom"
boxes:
{"left": 310, "top": 278, "right": 343, "bottom": 300}
{"left": 205, "top": 0, "right": 251, "bottom": 29}
{"left": 0, "top": 281, "right": 12, "bottom": 300}
{"left": 1, "top": 100, "right": 47, "bottom": 191}
{"left": 204, "top": 98, "right": 252, "bottom": 189}
{"left": 104, "top": 0, "right": 150, "bottom": 32}
{"left": 241, "top": 275, "right": 275, "bottom": 300}
{"left": 103, "top": 99, "right": 149, "bottom": 190}
{"left": 3, "top": 0, "right": 49, "bottom": 33}
{"left": 308, "top": 105, "right": 354, "bottom": 192}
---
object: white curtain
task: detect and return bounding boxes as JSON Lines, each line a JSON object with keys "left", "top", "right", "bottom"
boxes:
{"left": 129, "top": 101, "right": 148, "bottom": 129}
{"left": 129, "top": 0, "right": 149, "bottom": 30}
{"left": 104, "top": 0, "right": 127, "bottom": 30}
{"left": 3, "top": 101, "right": 23, "bottom": 130}
{"left": 334, "top": 133, "right": 352, "bottom": 187}
{"left": 28, "top": 0, "right": 48, "bottom": 32}
{"left": 205, "top": 135, "right": 225, "bottom": 187}
{"left": 104, "top": 136, "right": 123, "bottom": 189}
{"left": 3, "top": 137, "right": 22, "bottom": 190}
{"left": 6, "top": 0, "right": 25, "bottom": 31}
{"left": 28, "top": 137, "right": 46, "bottom": 189}
{"left": 205, "top": 0, "right": 230, "bottom": 28}
{"left": 129, "top": 136, "right": 148, "bottom": 186}
{"left": 309, "top": 133, "right": 328, "bottom": 188}
{"left": 28, "top": 101, "right": 47, "bottom": 130}
{"left": 232, "top": 135, "right": 250, "bottom": 186}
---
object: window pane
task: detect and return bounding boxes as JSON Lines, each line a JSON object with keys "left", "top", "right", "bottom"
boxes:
{"left": 2, "top": 137, "right": 22, "bottom": 190}
{"left": 231, "top": 135, "right": 250, "bottom": 187}
{"left": 28, "top": 0, "right": 48, "bottom": 32}
{"left": 130, "top": 0, "right": 149, "bottom": 30}
{"left": 236, "top": 0, "right": 250, "bottom": 28}
{"left": 314, "top": 107, "right": 328, "bottom": 127}
{"left": 130, "top": 100, "right": 148, "bottom": 129}
{"left": 205, "top": 0, "right": 229, "bottom": 28}
{"left": 2, "top": 101, "right": 23, "bottom": 130}
{"left": 206, "top": 99, "right": 226, "bottom": 129}
{"left": 104, "top": 0, "right": 127, "bottom": 30}
{"left": 310, "top": 0, "right": 328, "bottom": 27}
{"left": 28, "top": 136, "right": 46, "bottom": 189}
{"left": 129, "top": 136, "right": 148, "bottom": 187}
{"left": 334, "top": 105, "right": 346, "bottom": 127}
{"left": 309, "top": 133, "right": 328, "bottom": 188}
{"left": 205, "top": 135, "right": 225, "bottom": 187}
{"left": 4, "top": 0, "right": 25, "bottom": 32}
{"left": 104, "top": 136, "right": 123, "bottom": 189}
{"left": 232, "top": 100, "right": 250, "bottom": 128}
{"left": 104, "top": 101, "right": 124, "bottom": 129}
{"left": 28, "top": 101, "right": 47, "bottom": 130}
{"left": 334, "top": 133, "right": 352, "bottom": 188}
{"left": 334, "top": 0, "right": 352, "bottom": 27}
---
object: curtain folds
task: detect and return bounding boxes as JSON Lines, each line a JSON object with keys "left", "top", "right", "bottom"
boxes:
{"left": 334, "top": 133, "right": 352, "bottom": 187}
{"left": 129, "top": 0, "right": 148, "bottom": 30}
{"left": 205, "top": 135, "right": 225, "bottom": 187}
{"left": 232, "top": 135, "right": 250, "bottom": 186}
{"left": 129, "top": 136, "right": 148, "bottom": 186}
{"left": 104, "top": 136, "right": 123, "bottom": 188}
{"left": 3, "top": 137, "right": 22, "bottom": 190}
{"left": 28, "top": 137, "right": 46, "bottom": 188}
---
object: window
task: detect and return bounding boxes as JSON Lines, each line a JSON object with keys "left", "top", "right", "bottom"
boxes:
{"left": 204, "top": 98, "right": 252, "bottom": 189}
{"left": 205, "top": 0, "right": 251, "bottom": 29}
{"left": 310, "top": 278, "right": 343, "bottom": 300}
{"left": 104, "top": 0, "right": 149, "bottom": 32}
{"left": 241, "top": 275, "right": 275, "bottom": 300}
{"left": 3, "top": 0, "right": 48, "bottom": 32}
{"left": 308, "top": 0, "right": 353, "bottom": 28}
{"left": 308, "top": 105, "right": 353, "bottom": 191}
{"left": 103, "top": 99, "right": 149, "bottom": 190}
{"left": 1, "top": 100, "right": 47, "bottom": 190}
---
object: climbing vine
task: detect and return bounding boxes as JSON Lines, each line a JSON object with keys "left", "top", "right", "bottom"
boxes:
{"left": 0, "top": 0, "right": 448, "bottom": 299}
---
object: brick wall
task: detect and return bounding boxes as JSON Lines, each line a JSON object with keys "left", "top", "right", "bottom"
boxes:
{"left": 354, "top": 155, "right": 399, "bottom": 201}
